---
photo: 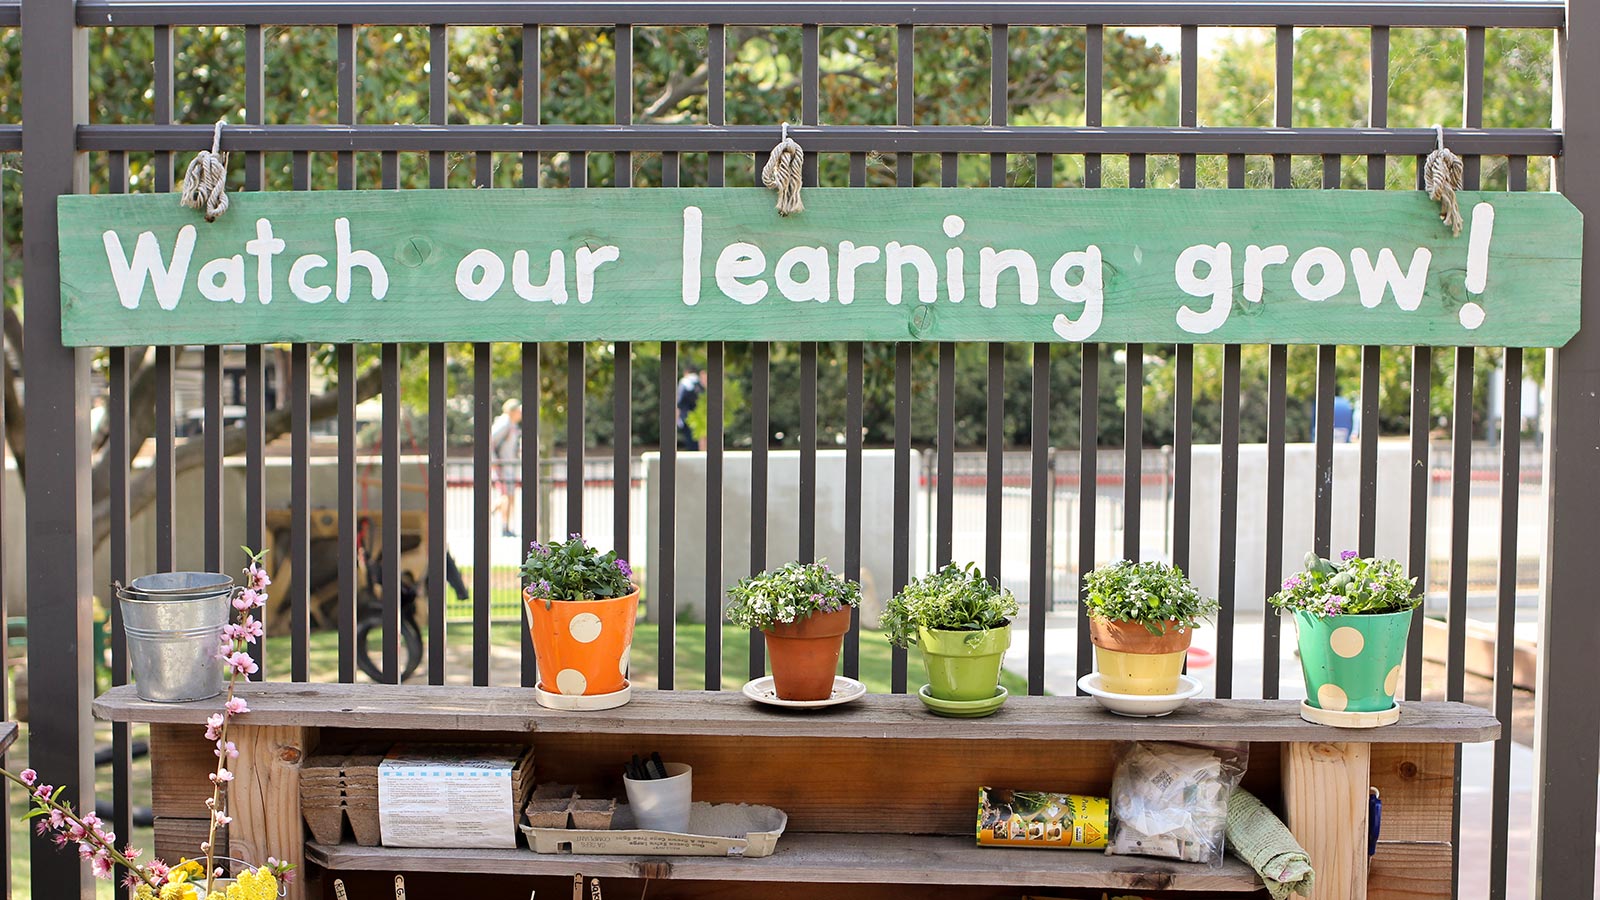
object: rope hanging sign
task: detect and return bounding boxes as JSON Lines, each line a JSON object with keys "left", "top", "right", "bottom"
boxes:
{"left": 180, "top": 120, "right": 231, "bottom": 223}
{"left": 1423, "top": 124, "right": 1465, "bottom": 236}
{"left": 762, "top": 122, "right": 805, "bottom": 216}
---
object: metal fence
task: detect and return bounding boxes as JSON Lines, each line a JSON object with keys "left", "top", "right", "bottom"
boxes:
{"left": 5, "top": 1, "right": 1598, "bottom": 898}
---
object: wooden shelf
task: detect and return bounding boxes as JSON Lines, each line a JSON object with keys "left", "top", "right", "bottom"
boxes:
{"left": 306, "top": 833, "right": 1264, "bottom": 892}
{"left": 94, "top": 682, "right": 1499, "bottom": 744}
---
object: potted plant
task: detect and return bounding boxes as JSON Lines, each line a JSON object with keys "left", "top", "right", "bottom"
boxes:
{"left": 1271, "top": 551, "right": 1419, "bottom": 719}
{"left": 726, "top": 561, "right": 861, "bottom": 701}
{"left": 522, "top": 535, "right": 639, "bottom": 710}
{"left": 1082, "top": 560, "right": 1216, "bottom": 695}
{"left": 881, "top": 562, "right": 1018, "bottom": 705}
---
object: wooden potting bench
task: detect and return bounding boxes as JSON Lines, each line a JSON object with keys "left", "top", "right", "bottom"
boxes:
{"left": 96, "top": 684, "right": 1497, "bottom": 900}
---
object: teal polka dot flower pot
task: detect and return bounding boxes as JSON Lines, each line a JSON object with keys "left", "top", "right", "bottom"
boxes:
{"left": 1293, "top": 609, "right": 1414, "bottom": 714}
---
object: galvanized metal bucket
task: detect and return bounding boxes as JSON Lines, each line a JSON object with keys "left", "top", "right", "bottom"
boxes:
{"left": 117, "top": 572, "right": 235, "bottom": 703}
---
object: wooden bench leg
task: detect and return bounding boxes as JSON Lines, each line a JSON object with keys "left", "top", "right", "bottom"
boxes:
{"left": 1282, "top": 741, "right": 1371, "bottom": 900}
{"left": 229, "top": 725, "right": 308, "bottom": 900}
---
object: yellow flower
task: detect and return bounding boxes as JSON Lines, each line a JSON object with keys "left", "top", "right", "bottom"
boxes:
{"left": 134, "top": 886, "right": 156, "bottom": 900}
{"left": 168, "top": 859, "right": 204, "bottom": 883}
{"left": 226, "top": 870, "right": 277, "bottom": 900}
{"left": 158, "top": 885, "right": 199, "bottom": 900}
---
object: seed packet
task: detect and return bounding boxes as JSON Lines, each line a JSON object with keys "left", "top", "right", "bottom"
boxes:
{"left": 1107, "top": 741, "right": 1249, "bottom": 867}
{"left": 976, "top": 787, "right": 1110, "bottom": 850}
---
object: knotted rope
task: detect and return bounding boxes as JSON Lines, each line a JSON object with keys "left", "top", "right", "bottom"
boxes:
{"left": 1423, "top": 124, "right": 1464, "bottom": 236}
{"left": 181, "top": 120, "right": 231, "bottom": 222}
{"left": 761, "top": 122, "right": 805, "bottom": 216}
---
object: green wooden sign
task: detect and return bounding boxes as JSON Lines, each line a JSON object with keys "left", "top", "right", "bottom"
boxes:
{"left": 58, "top": 187, "right": 1581, "bottom": 347}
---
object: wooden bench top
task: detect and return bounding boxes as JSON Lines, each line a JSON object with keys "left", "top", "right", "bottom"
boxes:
{"left": 95, "top": 683, "right": 1499, "bottom": 743}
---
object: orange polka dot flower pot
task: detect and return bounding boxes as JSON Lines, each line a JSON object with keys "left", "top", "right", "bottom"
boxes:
{"left": 521, "top": 536, "right": 640, "bottom": 710}
{"left": 1293, "top": 608, "right": 1413, "bottom": 714}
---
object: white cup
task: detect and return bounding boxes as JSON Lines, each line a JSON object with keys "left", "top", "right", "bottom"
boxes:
{"left": 624, "top": 762, "right": 693, "bottom": 833}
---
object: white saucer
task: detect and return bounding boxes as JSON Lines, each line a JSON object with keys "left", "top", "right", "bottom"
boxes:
{"left": 742, "top": 675, "right": 866, "bottom": 708}
{"left": 536, "top": 681, "right": 632, "bottom": 711}
{"left": 1078, "top": 673, "right": 1203, "bottom": 717}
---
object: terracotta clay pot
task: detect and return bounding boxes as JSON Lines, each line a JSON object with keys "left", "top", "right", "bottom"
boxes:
{"left": 524, "top": 587, "right": 640, "bottom": 698}
{"left": 1088, "top": 617, "right": 1193, "bottom": 695}
{"left": 762, "top": 607, "right": 852, "bottom": 701}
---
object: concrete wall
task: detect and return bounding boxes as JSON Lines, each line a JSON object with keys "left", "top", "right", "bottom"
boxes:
{"left": 642, "top": 449, "right": 914, "bottom": 624}
{"left": 1185, "top": 442, "right": 1413, "bottom": 608}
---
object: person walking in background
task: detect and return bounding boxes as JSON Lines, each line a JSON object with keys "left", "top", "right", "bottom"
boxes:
{"left": 676, "top": 366, "right": 704, "bottom": 450}
{"left": 491, "top": 399, "right": 523, "bottom": 537}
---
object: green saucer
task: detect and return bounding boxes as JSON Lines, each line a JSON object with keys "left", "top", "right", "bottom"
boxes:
{"left": 917, "top": 684, "right": 1009, "bottom": 718}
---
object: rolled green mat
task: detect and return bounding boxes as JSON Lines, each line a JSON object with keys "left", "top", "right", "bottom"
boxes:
{"left": 1226, "top": 787, "right": 1315, "bottom": 900}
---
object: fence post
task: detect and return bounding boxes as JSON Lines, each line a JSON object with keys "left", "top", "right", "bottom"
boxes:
{"left": 19, "top": 0, "right": 92, "bottom": 895}
{"left": 1534, "top": 8, "right": 1600, "bottom": 898}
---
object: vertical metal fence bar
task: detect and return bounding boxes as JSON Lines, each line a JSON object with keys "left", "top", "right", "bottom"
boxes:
{"left": 1358, "top": 27, "right": 1389, "bottom": 561}
{"left": 1123, "top": 345, "right": 1142, "bottom": 561}
{"left": 20, "top": 0, "right": 91, "bottom": 887}
{"left": 709, "top": 24, "right": 726, "bottom": 186}
{"left": 1084, "top": 25, "right": 1102, "bottom": 188}
{"left": 614, "top": 339, "right": 631, "bottom": 559}
{"left": 750, "top": 342, "right": 770, "bottom": 679}
{"left": 1215, "top": 153, "right": 1246, "bottom": 699}
{"left": 892, "top": 342, "right": 911, "bottom": 692}
{"left": 937, "top": 342, "right": 956, "bottom": 569}
{"left": 244, "top": 362, "right": 266, "bottom": 678}
{"left": 521, "top": 341, "right": 540, "bottom": 687}
{"left": 290, "top": 345, "right": 311, "bottom": 682}
{"left": 615, "top": 23, "right": 632, "bottom": 183}
{"left": 520, "top": 23, "right": 541, "bottom": 687}
{"left": 154, "top": 350, "right": 174, "bottom": 573}
{"left": 474, "top": 343, "right": 492, "bottom": 686}
{"left": 1272, "top": 24, "right": 1292, "bottom": 190}
{"left": 1313, "top": 343, "right": 1336, "bottom": 558}
{"left": 1030, "top": 342, "right": 1049, "bottom": 696}
{"left": 1178, "top": 25, "right": 1197, "bottom": 187}
{"left": 431, "top": 25, "right": 447, "bottom": 186}
{"left": 335, "top": 23, "right": 358, "bottom": 685}
{"left": 429, "top": 343, "right": 448, "bottom": 685}
{"left": 1078, "top": 343, "right": 1099, "bottom": 687}
{"left": 802, "top": 23, "right": 819, "bottom": 185}
{"left": 204, "top": 344, "right": 223, "bottom": 572}
{"left": 844, "top": 339, "right": 864, "bottom": 679}
{"left": 984, "top": 24, "right": 1007, "bottom": 590}
{"left": 567, "top": 341, "right": 584, "bottom": 532}
{"left": 1263, "top": 25, "right": 1293, "bottom": 700}
{"left": 1172, "top": 346, "right": 1193, "bottom": 571}
{"left": 897, "top": 23, "right": 914, "bottom": 187}
{"left": 706, "top": 342, "right": 725, "bottom": 689}
{"left": 1448, "top": 346, "right": 1474, "bottom": 704}
{"left": 382, "top": 344, "right": 403, "bottom": 683}
{"left": 108, "top": 339, "right": 132, "bottom": 900}
{"left": 337, "top": 344, "right": 357, "bottom": 684}
{"left": 1406, "top": 347, "right": 1432, "bottom": 698}
{"left": 800, "top": 341, "right": 817, "bottom": 564}
{"left": 659, "top": 343, "right": 678, "bottom": 690}
{"left": 244, "top": 25, "right": 264, "bottom": 191}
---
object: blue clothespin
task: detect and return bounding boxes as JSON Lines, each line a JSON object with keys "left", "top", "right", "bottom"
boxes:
{"left": 1368, "top": 787, "right": 1383, "bottom": 857}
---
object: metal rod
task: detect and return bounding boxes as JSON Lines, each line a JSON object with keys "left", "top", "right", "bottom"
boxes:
{"left": 659, "top": 342, "right": 678, "bottom": 690}
{"left": 474, "top": 342, "right": 493, "bottom": 686}
{"left": 1077, "top": 343, "right": 1099, "bottom": 687}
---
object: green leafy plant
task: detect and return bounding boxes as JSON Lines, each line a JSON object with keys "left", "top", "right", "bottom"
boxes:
{"left": 521, "top": 534, "right": 635, "bottom": 608}
{"left": 1081, "top": 560, "right": 1216, "bottom": 634}
{"left": 725, "top": 561, "right": 861, "bottom": 631}
{"left": 881, "top": 562, "right": 1019, "bottom": 649}
{"left": 1269, "top": 551, "right": 1419, "bottom": 618}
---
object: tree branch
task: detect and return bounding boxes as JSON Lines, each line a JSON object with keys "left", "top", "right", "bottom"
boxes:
{"left": 91, "top": 361, "right": 386, "bottom": 549}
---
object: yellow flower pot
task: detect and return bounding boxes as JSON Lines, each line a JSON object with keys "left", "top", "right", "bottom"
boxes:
{"left": 1092, "top": 647, "right": 1188, "bottom": 695}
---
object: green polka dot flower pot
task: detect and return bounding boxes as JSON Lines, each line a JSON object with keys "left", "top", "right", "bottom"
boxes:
{"left": 1294, "top": 608, "right": 1414, "bottom": 715}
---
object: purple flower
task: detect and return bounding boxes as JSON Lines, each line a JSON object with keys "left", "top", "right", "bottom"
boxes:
{"left": 530, "top": 540, "right": 548, "bottom": 556}
{"left": 569, "top": 532, "right": 584, "bottom": 543}
{"left": 616, "top": 558, "right": 633, "bottom": 579}
{"left": 1340, "top": 550, "right": 1358, "bottom": 561}
{"left": 1282, "top": 576, "right": 1302, "bottom": 590}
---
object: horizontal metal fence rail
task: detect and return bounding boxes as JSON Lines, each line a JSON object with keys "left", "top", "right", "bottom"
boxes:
{"left": 11, "top": 2, "right": 1593, "bottom": 898}
{"left": 73, "top": 0, "right": 1566, "bottom": 27}
{"left": 77, "top": 124, "right": 1562, "bottom": 157}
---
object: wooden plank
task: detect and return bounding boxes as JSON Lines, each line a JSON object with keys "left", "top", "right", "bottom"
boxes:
{"left": 1370, "top": 743, "right": 1455, "bottom": 843}
{"left": 525, "top": 734, "right": 1281, "bottom": 835}
{"left": 313, "top": 872, "right": 1041, "bottom": 900}
{"left": 150, "top": 722, "right": 222, "bottom": 818}
{"left": 93, "top": 684, "right": 1502, "bottom": 744}
{"left": 153, "top": 816, "right": 226, "bottom": 868}
{"left": 229, "top": 725, "right": 308, "bottom": 900}
{"left": 1283, "top": 742, "right": 1371, "bottom": 900}
{"left": 1368, "top": 841, "right": 1453, "bottom": 900}
{"left": 58, "top": 188, "right": 1581, "bottom": 348}
{"left": 0, "top": 722, "right": 16, "bottom": 755}
{"left": 306, "top": 832, "right": 1264, "bottom": 891}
